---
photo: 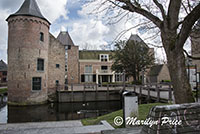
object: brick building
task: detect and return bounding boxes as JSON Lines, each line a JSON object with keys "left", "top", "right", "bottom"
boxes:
{"left": 7, "top": 0, "right": 65, "bottom": 105}
{"left": 66, "top": 34, "right": 154, "bottom": 84}
{"left": 7, "top": 0, "right": 155, "bottom": 104}
{"left": 147, "top": 64, "right": 171, "bottom": 83}
{"left": 0, "top": 60, "right": 7, "bottom": 84}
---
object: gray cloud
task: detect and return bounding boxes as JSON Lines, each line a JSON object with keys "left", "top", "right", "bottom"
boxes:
{"left": 0, "top": 0, "right": 23, "bottom": 12}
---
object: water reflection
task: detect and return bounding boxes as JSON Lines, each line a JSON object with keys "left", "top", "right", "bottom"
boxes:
{"left": 1, "top": 101, "right": 121, "bottom": 123}
{"left": 0, "top": 105, "right": 7, "bottom": 124}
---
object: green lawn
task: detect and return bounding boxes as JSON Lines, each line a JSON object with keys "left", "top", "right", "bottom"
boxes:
{"left": 0, "top": 88, "right": 7, "bottom": 94}
{"left": 81, "top": 103, "right": 168, "bottom": 128}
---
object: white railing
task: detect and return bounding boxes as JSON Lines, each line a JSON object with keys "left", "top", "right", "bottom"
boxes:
{"left": 96, "top": 69, "right": 113, "bottom": 74}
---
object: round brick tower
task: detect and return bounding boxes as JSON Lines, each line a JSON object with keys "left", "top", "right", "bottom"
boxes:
{"left": 6, "top": 0, "right": 51, "bottom": 105}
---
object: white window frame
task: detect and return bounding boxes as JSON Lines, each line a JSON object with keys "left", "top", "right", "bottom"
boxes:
{"left": 85, "top": 74, "right": 93, "bottom": 83}
{"left": 85, "top": 65, "right": 93, "bottom": 74}
{"left": 100, "top": 54, "right": 109, "bottom": 62}
{"left": 115, "top": 73, "right": 123, "bottom": 82}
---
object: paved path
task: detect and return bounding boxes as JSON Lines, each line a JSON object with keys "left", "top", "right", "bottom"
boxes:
{"left": 0, "top": 120, "right": 114, "bottom": 134}
{"left": 102, "top": 127, "right": 142, "bottom": 134}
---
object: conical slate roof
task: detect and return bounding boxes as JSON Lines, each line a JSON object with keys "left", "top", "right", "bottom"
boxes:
{"left": 6, "top": 0, "right": 50, "bottom": 24}
{"left": 57, "top": 31, "right": 75, "bottom": 46}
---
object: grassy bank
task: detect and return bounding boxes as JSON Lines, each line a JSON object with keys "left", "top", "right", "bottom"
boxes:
{"left": 81, "top": 103, "right": 168, "bottom": 128}
{"left": 0, "top": 88, "right": 7, "bottom": 94}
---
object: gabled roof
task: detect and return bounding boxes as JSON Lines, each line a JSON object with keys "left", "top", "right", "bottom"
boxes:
{"left": 129, "top": 34, "right": 144, "bottom": 42}
{"left": 128, "top": 34, "right": 148, "bottom": 47}
{"left": 57, "top": 31, "right": 75, "bottom": 46}
{"left": 0, "top": 60, "right": 7, "bottom": 72}
{"left": 6, "top": 0, "right": 50, "bottom": 24}
{"left": 148, "top": 65, "right": 163, "bottom": 76}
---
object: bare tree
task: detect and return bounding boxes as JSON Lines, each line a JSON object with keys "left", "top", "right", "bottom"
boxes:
{"left": 86, "top": 0, "right": 200, "bottom": 104}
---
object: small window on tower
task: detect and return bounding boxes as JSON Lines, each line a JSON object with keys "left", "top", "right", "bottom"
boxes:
{"left": 56, "top": 64, "right": 60, "bottom": 68}
{"left": 40, "top": 32, "right": 44, "bottom": 42}
{"left": 37, "top": 58, "right": 44, "bottom": 71}
{"left": 56, "top": 80, "right": 59, "bottom": 85}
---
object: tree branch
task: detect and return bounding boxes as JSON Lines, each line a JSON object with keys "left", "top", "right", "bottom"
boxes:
{"left": 114, "top": 0, "right": 163, "bottom": 28}
{"left": 181, "top": 2, "right": 189, "bottom": 14}
{"left": 153, "top": 0, "right": 166, "bottom": 20}
{"left": 177, "top": 3, "right": 200, "bottom": 48}
{"left": 183, "top": 49, "right": 200, "bottom": 60}
{"left": 167, "top": 0, "right": 182, "bottom": 29}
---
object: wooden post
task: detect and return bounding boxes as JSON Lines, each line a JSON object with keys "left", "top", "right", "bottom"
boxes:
{"left": 57, "top": 89, "right": 60, "bottom": 102}
{"left": 123, "top": 71, "right": 126, "bottom": 91}
{"left": 95, "top": 84, "right": 98, "bottom": 100}
{"left": 139, "top": 86, "right": 142, "bottom": 104}
{"left": 71, "top": 84, "right": 74, "bottom": 102}
{"left": 168, "top": 84, "right": 172, "bottom": 102}
{"left": 95, "top": 84, "right": 98, "bottom": 92}
{"left": 156, "top": 85, "right": 160, "bottom": 102}
{"left": 134, "top": 85, "right": 136, "bottom": 92}
{"left": 147, "top": 86, "right": 150, "bottom": 103}
{"left": 83, "top": 84, "right": 86, "bottom": 102}
{"left": 139, "top": 86, "right": 142, "bottom": 97}
{"left": 107, "top": 84, "right": 110, "bottom": 100}
{"left": 1, "top": 95, "right": 3, "bottom": 104}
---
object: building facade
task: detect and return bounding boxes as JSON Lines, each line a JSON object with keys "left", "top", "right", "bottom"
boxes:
{"left": 67, "top": 35, "right": 154, "bottom": 84}
{"left": 7, "top": 0, "right": 65, "bottom": 105}
{"left": 79, "top": 50, "right": 116, "bottom": 84}
{"left": 147, "top": 64, "right": 171, "bottom": 83}
{"left": 7, "top": 0, "right": 155, "bottom": 105}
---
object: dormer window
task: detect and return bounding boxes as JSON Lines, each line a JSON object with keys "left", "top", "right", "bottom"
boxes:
{"left": 100, "top": 54, "right": 109, "bottom": 62}
{"left": 40, "top": 32, "right": 44, "bottom": 42}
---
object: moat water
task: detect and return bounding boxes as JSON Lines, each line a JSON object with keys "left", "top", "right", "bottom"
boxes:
{"left": 0, "top": 97, "right": 121, "bottom": 124}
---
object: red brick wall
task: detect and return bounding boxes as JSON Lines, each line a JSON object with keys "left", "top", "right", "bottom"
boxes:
{"left": 7, "top": 16, "right": 50, "bottom": 104}
{"left": 48, "top": 34, "right": 65, "bottom": 94}
{"left": 67, "top": 46, "right": 79, "bottom": 84}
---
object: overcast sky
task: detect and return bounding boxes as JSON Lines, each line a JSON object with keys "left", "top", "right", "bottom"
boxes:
{"left": 1, "top": 0, "right": 189, "bottom": 63}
